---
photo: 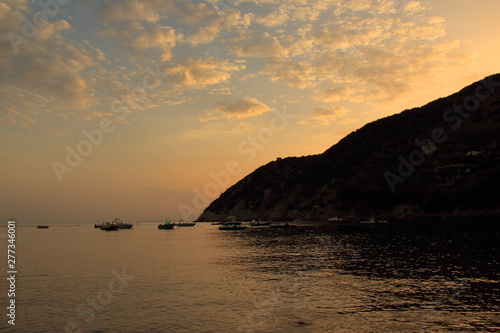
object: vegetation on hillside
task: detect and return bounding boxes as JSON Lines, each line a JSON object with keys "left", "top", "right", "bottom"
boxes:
{"left": 198, "top": 75, "right": 500, "bottom": 221}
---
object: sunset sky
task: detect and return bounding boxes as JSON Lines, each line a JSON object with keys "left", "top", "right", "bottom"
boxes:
{"left": 1, "top": 0, "right": 499, "bottom": 224}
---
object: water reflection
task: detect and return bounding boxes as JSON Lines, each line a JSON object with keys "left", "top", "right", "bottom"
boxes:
{"left": 218, "top": 222, "right": 500, "bottom": 332}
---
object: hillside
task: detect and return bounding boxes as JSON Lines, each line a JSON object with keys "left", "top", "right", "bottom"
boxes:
{"left": 197, "top": 74, "right": 500, "bottom": 222}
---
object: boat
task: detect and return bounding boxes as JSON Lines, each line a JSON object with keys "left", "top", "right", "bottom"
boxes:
{"left": 269, "top": 222, "right": 297, "bottom": 229}
{"left": 328, "top": 217, "right": 346, "bottom": 222}
{"left": 113, "top": 218, "right": 133, "bottom": 229}
{"left": 158, "top": 219, "right": 175, "bottom": 230}
{"left": 211, "top": 222, "right": 222, "bottom": 225}
{"left": 94, "top": 222, "right": 105, "bottom": 228}
{"left": 100, "top": 222, "right": 118, "bottom": 231}
{"left": 36, "top": 225, "right": 49, "bottom": 229}
{"left": 219, "top": 222, "right": 246, "bottom": 230}
{"left": 249, "top": 220, "right": 271, "bottom": 226}
{"left": 359, "top": 218, "right": 389, "bottom": 225}
{"left": 174, "top": 220, "right": 196, "bottom": 227}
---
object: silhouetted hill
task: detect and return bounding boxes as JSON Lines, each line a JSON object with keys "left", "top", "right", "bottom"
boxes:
{"left": 198, "top": 74, "right": 500, "bottom": 221}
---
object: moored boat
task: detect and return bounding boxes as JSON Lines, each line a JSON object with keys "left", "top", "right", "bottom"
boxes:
{"left": 100, "top": 222, "right": 118, "bottom": 231}
{"left": 249, "top": 220, "right": 271, "bottom": 226}
{"left": 36, "top": 225, "right": 49, "bottom": 229}
{"left": 113, "top": 218, "right": 134, "bottom": 229}
{"left": 219, "top": 222, "right": 246, "bottom": 230}
{"left": 359, "top": 218, "right": 389, "bottom": 225}
{"left": 269, "top": 222, "right": 297, "bottom": 229}
{"left": 175, "top": 220, "right": 196, "bottom": 227}
{"left": 158, "top": 219, "right": 175, "bottom": 230}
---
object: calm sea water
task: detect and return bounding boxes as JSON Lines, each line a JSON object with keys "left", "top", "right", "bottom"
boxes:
{"left": 1, "top": 221, "right": 499, "bottom": 332}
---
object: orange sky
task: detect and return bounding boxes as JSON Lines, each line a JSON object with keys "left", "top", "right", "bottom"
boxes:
{"left": 1, "top": 0, "right": 499, "bottom": 224}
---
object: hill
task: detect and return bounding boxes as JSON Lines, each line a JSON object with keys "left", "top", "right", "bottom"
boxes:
{"left": 197, "top": 74, "right": 500, "bottom": 222}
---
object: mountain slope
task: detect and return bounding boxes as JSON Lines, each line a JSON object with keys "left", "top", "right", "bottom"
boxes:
{"left": 197, "top": 74, "right": 500, "bottom": 221}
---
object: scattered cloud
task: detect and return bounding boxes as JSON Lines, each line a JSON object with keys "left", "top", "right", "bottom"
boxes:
{"left": 314, "top": 86, "right": 353, "bottom": 102}
{"left": 308, "top": 106, "right": 350, "bottom": 127}
{"left": 200, "top": 97, "right": 271, "bottom": 121}
{"left": 161, "top": 58, "right": 243, "bottom": 87}
{"left": 86, "top": 0, "right": 174, "bottom": 23}
{"left": 0, "top": 0, "right": 478, "bottom": 130}
{"left": 232, "top": 32, "right": 287, "bottom": 58}
{"left": 260, "top": 58, "right": 315, "bottom": 89}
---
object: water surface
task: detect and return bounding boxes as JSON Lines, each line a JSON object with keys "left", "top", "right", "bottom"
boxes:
{"left": 1, "top": 221, "right": 499, "bottom": 332}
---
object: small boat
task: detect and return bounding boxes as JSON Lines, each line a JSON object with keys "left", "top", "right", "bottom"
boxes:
{"left": 158, "top": 219, "right": 175, "bottom": 230}
{"left": 269, "top": 222, "right": 297, "bottom": 229}
{"left": 113, "top": 218, "right": 133, "bottom": 229}
{"left": 36, "top": 225, "right": 49, "bottom": 229}
{"left": 211, "top": 222, "right": 222, "bottom": 225}
{"left": 219, "top": 222, "right": 246, "bottom": 230}
{"left": 100, "top": 222, "right": 118, "bottom": 231}
{"left": 249, "top": 220, "right": 271, "bottom": 226}
{"left": 174, "top": 220, "right": 196, "bottom": 227}
{"left": 359, "top": 218, "right": 389, "bottom": 225}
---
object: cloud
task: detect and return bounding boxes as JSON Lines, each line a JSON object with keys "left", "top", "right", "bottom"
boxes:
{"left": 0, "top": 0, "right": 29, "bottom": 11}
{"left": 187, "top": 22, "right": 221, "bottom": 45}
{"left": 254, "top": 11, "right": 289, "bottom": 27}
{"left": 201, "top": 97, "right": 271, "bottom": 121}
{"left": 187, "top": 8, "right": 252, "bottom": 45}
{"left": 129, "top": 25, "right": 178, "bottom": 60}
{"left": 404, "top": 1, "right": 426, "bottom": 14}
{"left": 0, "top": 3, "right": 105, "bottom": 126}
{"left": 162, "top": 58, "right": 243, "bottom": 87}
{"left": 87, "top": 0, "right": 174, "bottom": 23}
{"left": 314, "top": 86, "right": 353, "bottom": 102}
{"left": 249, "top": 0, "right": 334, "bottom": 23}
{"left": 0, "top": 0, "right": 478, "bottom": 130}
{"left": 232, "top": 32, "right": 287, "bottom": 58}
{"left": 260, "top": 58, "right": 314, "bottom": 89}
{"left": 308, "top": 106, "right": 350, "bottom": 126}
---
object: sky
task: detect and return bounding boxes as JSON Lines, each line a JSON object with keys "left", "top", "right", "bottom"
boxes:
{"left": 1, "top": 0, "right": 499, "bottom": 224}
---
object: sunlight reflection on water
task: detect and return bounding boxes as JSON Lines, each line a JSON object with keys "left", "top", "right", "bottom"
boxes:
{"left": 4, "top": 222, "right": 499, "bottom": 332}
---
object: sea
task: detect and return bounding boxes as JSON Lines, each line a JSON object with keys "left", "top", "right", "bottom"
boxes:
{"left": 1, "top": 220, "right": 499, "bottom": 332}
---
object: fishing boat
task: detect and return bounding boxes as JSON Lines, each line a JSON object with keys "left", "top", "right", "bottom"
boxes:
{"left": 100, "top": 222, "right": 118, "bottom": 231}
{"left": 36, "top": 225, "right": 49, "bottom": 229}
{"left": 158, "top": 219, "right": 175, "bottom": 230}
{"left": 113, "top": 218, "right": 133, "bottom": 229}
{"left": 219, "top": 222, "right": 246, "bottom": 230}
{"left": 269, "top": 222, "right": 297, "bottom": 229}
{"left": 174, "top": 220, "right": 196, "bottom": 227}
